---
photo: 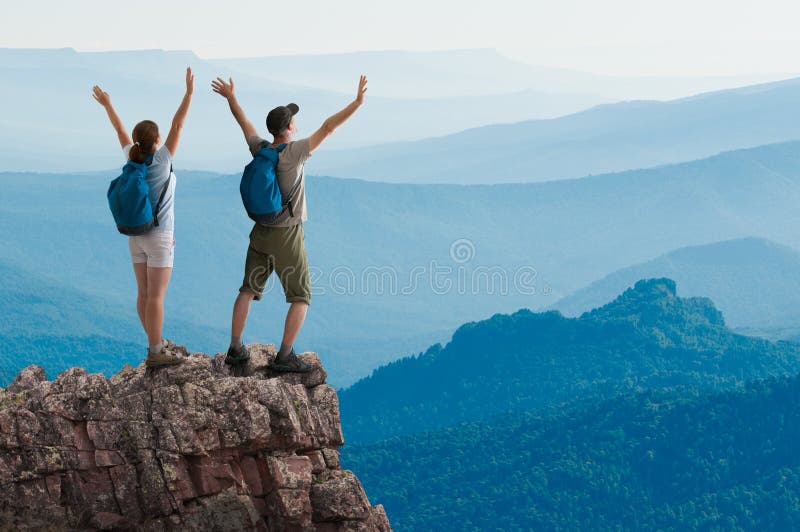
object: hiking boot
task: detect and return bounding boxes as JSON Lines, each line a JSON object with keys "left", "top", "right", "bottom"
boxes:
{"left": 270, "top": 350, "right": 312, "bottom": 373}
{"left": 226, "top": 344, "right": 253, "bottom": 376}
{"left": 225, "top": 344, "right": 251, "bottom": 366}
{"left": 145, "top": 348, "right": 185, "bottom": 368}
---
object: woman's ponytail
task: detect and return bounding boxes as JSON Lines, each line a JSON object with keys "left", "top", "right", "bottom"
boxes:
{"left": 129, "top": 121, "right": 159, "bottom": 163}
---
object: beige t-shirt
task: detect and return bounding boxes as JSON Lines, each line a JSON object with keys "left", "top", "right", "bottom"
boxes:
{"left": 247, "top": 135, "right": 311, "bottom": 227}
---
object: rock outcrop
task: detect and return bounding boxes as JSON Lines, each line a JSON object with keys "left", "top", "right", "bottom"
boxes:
{"left": 0, "top": 344, "right": 391, "bottom": 531}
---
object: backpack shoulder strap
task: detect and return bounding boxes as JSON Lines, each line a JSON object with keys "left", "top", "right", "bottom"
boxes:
{"left": 284, "top": 173, "right": 302, "bottom": 203}
{"left": 152, "top": 165, "right": 172, "bottom": 227}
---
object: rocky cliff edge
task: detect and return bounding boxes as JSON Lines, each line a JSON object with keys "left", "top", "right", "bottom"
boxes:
{"left": 0, "top": 344, "right": 391, "bottom": 531}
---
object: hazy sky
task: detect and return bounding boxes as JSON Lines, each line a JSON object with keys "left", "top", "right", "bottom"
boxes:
{"left": 3, "top": 0, "right": 800, "bottom": 77}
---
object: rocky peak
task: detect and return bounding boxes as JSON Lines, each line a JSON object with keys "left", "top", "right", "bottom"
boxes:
{"left": 580, "top": 278, "right": 727, "bottom": 349}
{"left": 0, "top": 344, "right": 391, "bottom": 531}
{"left": 584, "top": 278, "right": 724, "bottom": 325}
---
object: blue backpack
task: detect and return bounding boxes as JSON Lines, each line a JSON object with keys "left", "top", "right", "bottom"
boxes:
{"left": 240, "top": 143, "right": 301, "bottom": 224}
{"left": 107, "top": 156, "right": 171, "bottom": 235}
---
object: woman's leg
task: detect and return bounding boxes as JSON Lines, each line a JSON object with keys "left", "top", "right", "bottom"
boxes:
{"left": 145, "top": 266, "right": 172, "bottom": 351}
{"left": 132, "top": 262, "right": 149, "bottom": 334}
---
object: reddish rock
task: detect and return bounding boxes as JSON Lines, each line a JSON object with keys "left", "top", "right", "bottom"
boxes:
{"left": 73, "top": 421, "right": 94, "bottom": 451}
{"left": 45, "top": 473, "right": 61, "bottom": 499}
{"left": 6, "top": 365, "right": 45, "bottom": 394}
{"left": 90, "top": 511, "right": 131, "bottom": 530}
{"left": 0, "top": 344, "right": 391, "bottom": 531}
{"left": 304, "top": 450, "right": 327, "bottom": 473}
{"left": 267, "top": 488, "right": 313, "bottom": 529}
{"left": 76, "top": 450, "right": 96, "bottom": 470}
{"left": 266, "top": 455, "right": 313, "bottom": 491}
{"left": 322, "top": 448, "right": 340, "bottom": 469}
{"left": 95, "top": 449, "right": 124, "bottom": 467}
{"left": 109, "top": 464, "right": 143, "bottom": 521}
{"left": 310, "top": 470, "right": 372, "bottom": 522}
{"left": 240, "top": 455, "right": 263, "bottom": 496}
{"left": 87, "top": 419, "right": 124, "bottom": 449}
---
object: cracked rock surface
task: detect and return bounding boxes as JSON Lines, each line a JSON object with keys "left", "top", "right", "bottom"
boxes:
{"left": 0, "top": 344, "right": 391, "bottom": 531}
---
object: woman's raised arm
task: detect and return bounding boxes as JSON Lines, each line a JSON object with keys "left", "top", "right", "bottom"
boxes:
{"left": 92, "top": 86, "right": 132, "bottom": 149}
{"left": 164, "top": 67, "right": 194, "bottom": 157}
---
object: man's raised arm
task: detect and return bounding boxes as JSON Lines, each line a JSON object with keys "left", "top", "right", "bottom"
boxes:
{"left": 211, "top": 77, "right": 258, "bottom": 142}
{"left": 308, "top": 75, "right": 368, "bottom": 153}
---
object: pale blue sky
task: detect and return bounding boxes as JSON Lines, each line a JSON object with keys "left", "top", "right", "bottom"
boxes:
{"left": 4, "top": 0, "right": 800, "bottom": 76}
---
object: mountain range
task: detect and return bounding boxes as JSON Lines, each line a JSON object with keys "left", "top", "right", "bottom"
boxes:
{"left": 213, "top": 48, "right": 781, "bottom": 101}
{"left": 0, "top": 47, "right": 606, "bottom": 173}
{"left": 6, "top": 141, "right": 800, "bottom": 386}
{"left": 339, "top": 280, "right": 800, "bottom": 529}
{"left": 0, "top": 258, "right": 223, "bottom": 385}
{"left": 338, "top": 278, "right": 800, "bottom": 444}
{"left": 553, "top": 237, "right": 800, "bottom": 337}
{"left": 315, "top": 77, "right": 800, "bottom": 183}
{"left": 2, "top": 47, "right": 796, "bottom": 176}
{"left": 344, "top": 372, "right": 800, "bottom": 530}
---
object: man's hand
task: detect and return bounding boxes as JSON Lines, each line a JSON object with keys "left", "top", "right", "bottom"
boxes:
{"left": 212, "top": 76, "right": 257, "bottom": 141}
{"left": 309, "top": 74, "right": 368, "bottom": 154}
{"left": 211, "top": 77, "right": 236, "bottom": 100}
{"left": 356, "top": 75, "right": 368, "bottom": 105}
{"left": 185, "top": 67, "right": 194, "bottom": 95}
{"left": 92, "top": 85, "right": 111, "bottom": 107}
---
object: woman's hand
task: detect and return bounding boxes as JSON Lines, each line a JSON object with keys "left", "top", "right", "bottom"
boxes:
{"left": 355, "top": 75, "right": 368, "bottom": 105}
{"left": 92, "top": 85, "right": 111, "bottom": 107}
{"left": 166, "top": 67, "right": 195, "bottom": 157}
{"left": 92, "top": 85, "right": 131, "bottom": 149}
{"left": 185, "top": 67, "right": 194, "bottom": 95}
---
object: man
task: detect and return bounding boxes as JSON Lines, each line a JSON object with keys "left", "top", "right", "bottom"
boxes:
{"left": 211, "top": 74, "right": 368, "bottom": 373}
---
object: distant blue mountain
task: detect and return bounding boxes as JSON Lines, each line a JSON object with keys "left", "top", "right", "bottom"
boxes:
{"left": 213, "top": 48, "right": 778, "bottom": 101}
{"left": 344, "top": 370, "right": 800, "bottom": 530}
{"left": 6, "top": 141, "right": 800, "bottom": 386}
{"left": 552, "top": 237, "right": 800, "bottom": 336}
{"left": 338, "top": 279, "right": 800, "bottom": 444}
{"left": 0, "top": 260, "right": 222, "bottom": 386}
{"left": 0, "top": 47, "right": 606, "bottom": 173}
{"left": 316, "top": 77, "right": 800, "bottom": 183}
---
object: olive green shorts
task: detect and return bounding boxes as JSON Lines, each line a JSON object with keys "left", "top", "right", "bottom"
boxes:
{"left": 240, "top": 223, "right": 311, "bottom": 305}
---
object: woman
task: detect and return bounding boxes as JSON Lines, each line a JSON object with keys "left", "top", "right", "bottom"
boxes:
{"left": 92, "top": 67, "right": 194, "bottom": 367}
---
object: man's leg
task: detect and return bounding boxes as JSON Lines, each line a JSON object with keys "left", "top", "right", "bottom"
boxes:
{"left": 278, "top": 302, "right": 309, "bottom": 357}
{"left": 273, "top": 224, "right": 311, "bottom": 368}
{"left": 231, "top": 291, "right": 255, "bottom": 347}
{"left": 229, "top": 225, "right": 272, "bottom": 357}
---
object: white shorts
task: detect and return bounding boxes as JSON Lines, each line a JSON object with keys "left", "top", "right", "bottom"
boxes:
{"left": 128, "top": 231, "right": 175, "bottom": 268}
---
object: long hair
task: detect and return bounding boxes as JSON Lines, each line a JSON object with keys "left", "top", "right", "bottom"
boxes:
{"left": 129, "top": 120, "right": 159, "bottom": 163}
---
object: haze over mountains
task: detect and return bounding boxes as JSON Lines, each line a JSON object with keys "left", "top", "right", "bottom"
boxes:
{"left": 5, "top": 140, "right": 800, "bottom": 386}
{"left": 316, "top": 77, "right": 800, "bottom": 183}
{"left": 553, "top": 237, "right": 800, "bottom": 337}
{"left": 0, "top": 258, "right": 225, "bottom": 385}
{"left": 1, "top": 47, "right": 794, "bottom": 175}
{"left": 338, "top": 279, "right": 800, "bottom": 444}
{"left": 339, "top": 280, "right": 800, "bottom": 529}
{"left": 214, "top": 48, "right": 781, "bottom": 100}
{"left": 5, "top": 47, "right": 800, "bottom": 389}
{"left": 0, "top": 47, "right": 606, "bottom": 172}
{"left": 6, "top": 43, "right": 800, "bottom": 531}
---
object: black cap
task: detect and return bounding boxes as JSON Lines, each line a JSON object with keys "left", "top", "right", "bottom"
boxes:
{"left": 266, "top": 103, "right": 300, "bottom": 135}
